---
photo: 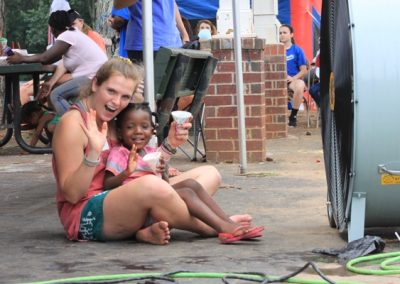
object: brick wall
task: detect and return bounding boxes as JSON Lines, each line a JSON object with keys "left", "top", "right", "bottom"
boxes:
{"left": 201, "top": 38, "right": 287, "bottom": 163}
{"left": 264, "top": 44, "right": 288, "bottom": 139}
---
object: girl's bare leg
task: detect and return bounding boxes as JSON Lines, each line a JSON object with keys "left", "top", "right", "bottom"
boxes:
{"left": 102, "top": 175, "right": 216, "bottom": 241}
{"left": 173, "top": 179, "right": 253, "bottom": 227}
{"left": 175, "top": 187, "right": 241, "bottom": 234}
{"left": 169, "top": 165, "right": 221, "bottom": 196}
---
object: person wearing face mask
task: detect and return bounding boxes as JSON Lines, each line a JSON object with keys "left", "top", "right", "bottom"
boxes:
{"left": 195, "top": 19, "right": 217, "bottom": 40}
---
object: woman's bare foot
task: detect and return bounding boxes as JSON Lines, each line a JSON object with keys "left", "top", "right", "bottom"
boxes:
{"left": 230, "top": 214, "right": 252, "bottom": 227}
{"left": 135, "top": 221, "right": 171, "bottom": 245}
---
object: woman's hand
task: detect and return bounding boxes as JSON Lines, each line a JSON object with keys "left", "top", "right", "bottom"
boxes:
{"left": 126, "top": 144, "right": 138, "bottom": 175}
{"left": 6, "top": 52, "right": 24, "bottom": 64}
{"left": 80, "top": 109, "right": 108, "bottom": 155}
{"left": 167, "top": 120, "right": 192, "bottom": 148}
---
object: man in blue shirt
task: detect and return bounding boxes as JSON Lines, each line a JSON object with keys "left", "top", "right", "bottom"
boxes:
{"left": 279, "top": 24, "right": 308, "bottom": 127}
{"left": 114, "top": 0, "right": 188, "bottom": 63}
{"left": 109, "top": 7, "right": 130, "bottom": 58}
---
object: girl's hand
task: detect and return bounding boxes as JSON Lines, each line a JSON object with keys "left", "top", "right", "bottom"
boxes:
{"left": 80, "top": 109, "right": 108, "bottom": 154}
{"left": 126, "top": 144, "right": 138, "bottom": 174}
{"left": 167, "top": 120, "right": 192, "bottom": 148}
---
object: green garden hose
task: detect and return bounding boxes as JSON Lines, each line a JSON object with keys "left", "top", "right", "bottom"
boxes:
{"left": 27, "top": 270, "right": 363, "bottom": 284}
{"left": 25, "top": 252, "right": 400, "bottom": 284}
{"left": 346, "top": 251, "right": 400, "bottom": 276}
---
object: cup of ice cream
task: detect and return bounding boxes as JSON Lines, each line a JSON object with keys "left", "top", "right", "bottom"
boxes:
{"left": 171, "top": 110, "right": 192, "bottom": 131}
{"left": 142, "top": 151, "right": 161, "bottom": 173}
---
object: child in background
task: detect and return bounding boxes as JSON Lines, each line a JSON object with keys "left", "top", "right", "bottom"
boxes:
{"left": 21, "top": 101, "right": 58, "bottom": 146}
{"left": 104, "top": 103, "right": 264, "bottom": 244}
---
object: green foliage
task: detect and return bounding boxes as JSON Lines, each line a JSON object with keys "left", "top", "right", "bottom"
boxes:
{"left": 20, "top": 0, "right": 49, "bottom": 53}
{"left": 4, "top": 0, "right": 95, "bottom": 54}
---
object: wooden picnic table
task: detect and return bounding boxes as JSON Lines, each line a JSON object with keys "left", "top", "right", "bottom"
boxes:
{"left": 0, "top": 62, "right": 55, "bottom": 154}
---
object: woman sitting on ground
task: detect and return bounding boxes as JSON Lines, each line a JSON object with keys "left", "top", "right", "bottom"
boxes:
{"left": 51, "top": 58, "right": 252, "bottom": 244}
{"left": 7, "top": 10, "right": 107, "bottom": 116}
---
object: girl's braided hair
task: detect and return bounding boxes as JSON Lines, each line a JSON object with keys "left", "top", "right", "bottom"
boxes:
{"left": 115, "top": 102, "right": 158, "bottom": 133}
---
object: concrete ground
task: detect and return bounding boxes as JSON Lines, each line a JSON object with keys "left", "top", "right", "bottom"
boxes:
{"left": 1, "top": 119, "right": 399, "bottom": 284}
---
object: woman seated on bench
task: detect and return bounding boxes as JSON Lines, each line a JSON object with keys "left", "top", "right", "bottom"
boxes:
{"left": 7, "top": 10, "right": 107, "bottom": 116}
{"left": 279, "top": 24, "right": 308, "bottom": 127}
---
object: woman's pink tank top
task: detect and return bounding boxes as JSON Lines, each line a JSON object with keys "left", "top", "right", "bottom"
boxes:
{"left": 53, "top": 102, "right": 115, "bottom": 240}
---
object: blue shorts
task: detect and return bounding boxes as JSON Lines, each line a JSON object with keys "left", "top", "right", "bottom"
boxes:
{"left": 78, "top": 191, "right": 110, "bottom": 241}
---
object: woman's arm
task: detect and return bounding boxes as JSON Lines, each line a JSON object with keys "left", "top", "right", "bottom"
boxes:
{"left": 52, "top": 109, "right": 107, "bottom": 204}
{"left": 293, "top": 65, "right": 308, "bottom": 80}
{"left": 114, "top": 0, "right": 137, "bottom": 9}
{"left": 174, "top": 2, "right": 189, "bottom": 43}
{"left": 29, "top": 114, "right": 51, "bottom": 146}
{"left": 38, "top": 62, "right": 70, "bottom": 101}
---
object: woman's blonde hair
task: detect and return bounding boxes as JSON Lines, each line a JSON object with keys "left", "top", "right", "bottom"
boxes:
{"left": 81, "top": 22, "right": 92, "bottom": 35}
{"left": 79, "top": 57, "right": 144, "bottom": 99}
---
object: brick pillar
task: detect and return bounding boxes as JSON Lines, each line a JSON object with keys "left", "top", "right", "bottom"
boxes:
{"left": 264, "top": 44, "right": 287, "bottom": 138}
{"left": 203, "top": 37, "right": 267, "bottom": 163}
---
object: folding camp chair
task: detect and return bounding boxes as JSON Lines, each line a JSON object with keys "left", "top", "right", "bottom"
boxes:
{"left": 154, "top": 47, "right": 218, "bottom": 161}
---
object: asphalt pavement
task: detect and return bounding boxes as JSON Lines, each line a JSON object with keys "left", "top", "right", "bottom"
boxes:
{"left": 1, "top": 123, "right": 399, "bottom": 284}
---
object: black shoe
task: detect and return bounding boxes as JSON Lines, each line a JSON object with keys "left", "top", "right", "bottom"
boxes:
{"left": 288, "top": 117, "right": 297, "bottom": 127}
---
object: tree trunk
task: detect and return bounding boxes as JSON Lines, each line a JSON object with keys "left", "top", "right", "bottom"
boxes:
{"left": 93, "top": 0, "right": 116, "bottom": 57}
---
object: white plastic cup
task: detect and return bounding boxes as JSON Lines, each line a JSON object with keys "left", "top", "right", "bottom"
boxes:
{"left": 142, "top": 151, "right": 161, "bottom": 173}
{"left": 171, "top": 111, "right": 192, "bottom": 131}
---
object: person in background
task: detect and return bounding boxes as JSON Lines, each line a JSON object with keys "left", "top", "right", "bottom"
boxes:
{"left": 195, "top": 19, "right": 217, "bottom": 37}
{"left": 49, "top": 0, "right": 71, "bottom": 44}
{"left": 114, "top": 0, "right": 188, "bottom": 63}
{"left": 19, "top": 9, "right": 107, "bottom": 108}
{"left": 279, "top": 24, "right": 307, "bottom": 127}
{"left": 7, "top": 10, "right": 108, "bottom": 116}
{"left": 20, "top": 101, "right": 57, "bottom": 146}
{"left": 68, "top": 9, "right": 106, "bottom": 52}
{"left": 108, "top": 7, "right": 130, "bottom": 58}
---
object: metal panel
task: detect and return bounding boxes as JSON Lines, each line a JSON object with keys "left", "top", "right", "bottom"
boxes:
{"left": 349, "top": 0, "right": 400, "bottom": 227}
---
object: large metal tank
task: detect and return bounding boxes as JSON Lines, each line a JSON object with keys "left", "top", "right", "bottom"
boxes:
{"left": 321, "top": 0, "right": 400, "bottom": 241}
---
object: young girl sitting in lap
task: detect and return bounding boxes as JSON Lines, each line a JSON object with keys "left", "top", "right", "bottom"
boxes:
{"left": 103, "top": 103, "right": 264, "bottom": 244}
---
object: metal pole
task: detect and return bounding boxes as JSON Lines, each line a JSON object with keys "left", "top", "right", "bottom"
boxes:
{"left": 232, "top": 0, "right": 247, "bottom": 174}
{"left": 142, "top": 0, "right": 155, "bottom": 111}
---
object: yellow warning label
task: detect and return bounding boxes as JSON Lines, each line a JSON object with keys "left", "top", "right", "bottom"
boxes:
{"left": 381, "top": 174, "right": 400, "bottom": 185}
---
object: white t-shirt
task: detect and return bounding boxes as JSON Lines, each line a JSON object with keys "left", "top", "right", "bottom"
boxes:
{"left": 56, "top": 29, "right": 108, "bottom": 79}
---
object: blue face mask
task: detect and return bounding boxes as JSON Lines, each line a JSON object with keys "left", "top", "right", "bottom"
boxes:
{"left": 198, "top": 29, "right": 212, "bottom": 41}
